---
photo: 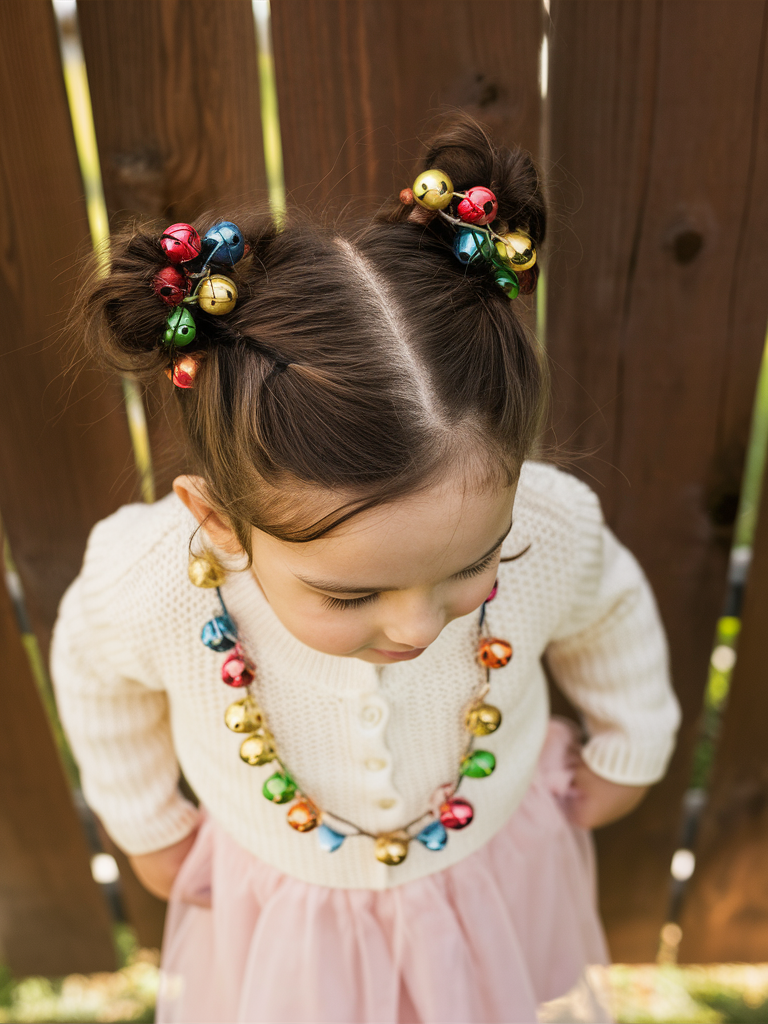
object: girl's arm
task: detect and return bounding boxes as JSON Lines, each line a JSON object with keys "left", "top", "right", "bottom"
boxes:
{"left": 543, "top": 483, "right": 681, "bottom": 827}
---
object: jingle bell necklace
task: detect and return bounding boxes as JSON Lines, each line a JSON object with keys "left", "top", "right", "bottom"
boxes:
{"left": 191, "top": 555, "right": 512, "bottom": 866}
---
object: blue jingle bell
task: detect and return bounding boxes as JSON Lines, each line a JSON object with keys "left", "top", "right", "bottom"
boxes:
{"left": 416, "top": 820, "right": 448, "bottom": 851}
{"left": 317, "top": 823, "right": 346, "bottom": 852}
{"left": 453, "top": 226, "right": 496, "bottom": 265}
{"left": 202, "top": 221, "right": 246, "bottom": 267}
{"left": 201, "top": 613, "right": 238, "bottom": 652}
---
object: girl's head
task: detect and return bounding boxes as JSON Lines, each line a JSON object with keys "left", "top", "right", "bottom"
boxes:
{"left": 80, "top": 116, "right": 547, "bottom": 663}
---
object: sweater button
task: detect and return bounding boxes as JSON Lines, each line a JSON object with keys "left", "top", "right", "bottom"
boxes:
{"left": 365, "top": 758, "right": 386, "bottom": 772}
{"left": 360, "top": 704, "right": 383, "bottom": 728}
{"left": 377, "top": 798, "right": 396, "bottom": 809}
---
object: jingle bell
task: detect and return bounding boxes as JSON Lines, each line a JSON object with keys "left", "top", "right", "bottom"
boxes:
{"left": 453, "top": 226, "right": 495, "bottom": 265}
{"left": 202, "top": 221, "right": 246, "bottom": 267}
{"left": 412, "top": 169, "right": 454, "bottom": 210}
{"left": 224, "top": 695, "right": 263, "bottom": 733}
{"left": 188, "top": 552, "right": 226, "bottom": 588}
{"left": 221, "top": 649, "right": 254, "bottom": 688}
{"left": 197, "top": 275, "right": 238, "bottom": 315}
{"left": 317, "top": 823, "right": 346, "bottom": 852}
{"left": 465, "top": 703, "right": 502, "bottom": 736}
{"left": 161, "top": 223, "right": 201, "bottom": 264}
{"left": 477, "top": 637, "right": 513, "bottom": 669}
{"left": 497, "top": 231, "right": 536, "bottom": 271}
{"left": 201, "top": 613, "right": 238, "bottom": 652}
{"left": 239, "top": 731, "right": 276, "bottom": 766}
{"left": 486, "top": 580, "right": 498, "bottom": 603}
{"left": 399, "top": 187, "right": 415, "bottom": 206}
{"left": 153, "top": 266, "right": 190, "bottom": 306}
{"left": 287, "top": 799, "right": 319, "bottom": 832}
{"left": 460, "top": 749, "right": 496, "bottom": 778}
{"left": 439, "top": 797, "right": 474, "bottom": 830}
{"left": 457, "top": 186, "right": 498, "bottom": 226}
{"left": 168, "top": 355, "right": 199, "bottom": 389}
{"left": 263, "top": 771, "right": 297, "bottom": 804}
{"left": 416, "top": 820, "right": 447, "bottom": 851}
{"left": 374, "top": 831, "right": 410, "bottom": 865}
{"left": 493, "top": 266, "right": 520, "bottom": 300}
{"left": 163, "top": 307, "right": 197, "bottom": 347}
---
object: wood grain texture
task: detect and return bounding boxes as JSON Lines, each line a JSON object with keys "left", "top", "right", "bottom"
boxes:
{"left": 0, "top": 544, "right": 115, "bottom": 974}
{"left": 271, "top": 0, "right": 543, "bottom": 215}
{"left": 678, "top": 9, "right": 768, "bottom": 953}
{"left": 77, "top": 0, "right": 268, "bottom": 498}
{"left": 0, "top": 0, "right": 135, "bottom": 975}
{"left": 546, "top": 0, "right": 768, "bottom": 961}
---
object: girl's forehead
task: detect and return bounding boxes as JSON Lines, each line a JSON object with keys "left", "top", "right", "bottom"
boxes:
{"left": 255, "top": 477, "right": 517, "bottom": 584}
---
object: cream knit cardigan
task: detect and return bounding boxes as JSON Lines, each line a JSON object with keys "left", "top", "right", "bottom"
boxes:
{"left": 51, "top": 462, "right": 680, "bottom": 890}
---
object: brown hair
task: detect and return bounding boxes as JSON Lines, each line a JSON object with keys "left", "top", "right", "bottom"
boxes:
{"left": 78, "top": 116, "right": 548, "bottom": 555}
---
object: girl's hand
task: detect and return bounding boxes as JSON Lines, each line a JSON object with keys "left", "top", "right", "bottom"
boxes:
{"left": 128, "top": 827, "right": 200, "bottom": 901}
{"left": 568, "top": 759, "right": 649, "bottom": 830}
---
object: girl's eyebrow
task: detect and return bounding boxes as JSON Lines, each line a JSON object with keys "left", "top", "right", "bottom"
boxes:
{"left": 293, "top": 521, "right": 514, "bottom": 595}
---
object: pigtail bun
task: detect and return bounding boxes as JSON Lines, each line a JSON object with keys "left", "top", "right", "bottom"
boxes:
{"left": 384, "top": 114, "right": 545, "bottom": 289}
{"left": 77, "top": 215, "right": 278, "bottom": 383}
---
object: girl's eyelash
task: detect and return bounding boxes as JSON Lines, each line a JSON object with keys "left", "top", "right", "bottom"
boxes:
{"left": 321, "top": 547, "right": 501, "bottom": 610}
{"left": 455, "top": 546, "right": 502, "bottom": 579}
{"left": 322, "top": 592, "right": 380, "bottom": 612}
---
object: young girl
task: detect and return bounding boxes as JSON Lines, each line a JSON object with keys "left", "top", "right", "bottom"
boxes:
{"left": 52, "top": 118, "right": 680, "bottom": 1024}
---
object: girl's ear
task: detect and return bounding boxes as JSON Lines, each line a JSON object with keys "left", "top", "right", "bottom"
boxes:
{"left": 173, "top": 475, "right": 241, "bottom": 552}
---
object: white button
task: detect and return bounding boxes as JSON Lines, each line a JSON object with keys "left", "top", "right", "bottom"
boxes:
{"left": 378, "top": 798, "right": 396, "bottom": 809}
{"left": 365, "top": 758, "right": 386, "bottom": 772}
{"left": 360, "top": 704, "right": 382, "bottom": 728}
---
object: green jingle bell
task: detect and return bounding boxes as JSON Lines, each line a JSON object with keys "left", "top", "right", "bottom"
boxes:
{"left": 163, "top": 306, "right": 197, "bottom": 347}
{"left": 493, "top": 266, "right": 520, "bottom": 300}
{"left": 263, "top": 771, "right": 297, "bottom": 804}
{"left": 460, "top": 749, "right": 496, "bottom": 778}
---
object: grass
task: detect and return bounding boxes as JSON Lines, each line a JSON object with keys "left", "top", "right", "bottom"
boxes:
{"left": 2, "top": 945, "right": 768, "bottom": 1024}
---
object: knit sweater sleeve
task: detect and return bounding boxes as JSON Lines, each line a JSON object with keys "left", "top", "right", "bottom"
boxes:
{"left": 50, "top": 502, "right": 201, "bottom": 856}
{"left": 542, "top": 474, "right": 681, "bottom": 786}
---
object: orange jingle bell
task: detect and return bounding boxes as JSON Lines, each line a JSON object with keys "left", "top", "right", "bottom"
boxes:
{"left": 287, "top": 799, "right": 319, "bottom": 832}
{"left": 477, "top": 637, "right": 513, "bottom": 669}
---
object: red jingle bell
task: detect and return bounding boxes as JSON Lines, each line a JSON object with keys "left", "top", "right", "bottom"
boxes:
{"left": 477, "top": 637, "right": 513, "bottom": 669}
{"left": 486, "top": 579, "right": 498, "bottom": 603}
{"left": 153, "top": 265, "right": 190, "bottom": 306}
{"left": 160, "top": 223, "right": 202, "bottom": 264}
{"left": 221, "top": 646, "right": 255, "bottom": 688}
{"left": 164, "top": 354, "right": 201, "bottom": 389}
{"left": 457, "top": 186, "right": 498, "bottom": 226}
{"left": 439, "top": 797, "right": 474, "bottom": 830}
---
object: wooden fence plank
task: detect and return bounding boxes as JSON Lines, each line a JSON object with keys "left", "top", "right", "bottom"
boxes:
{"left": 546, "top": 0, "right": 768, "bottom": 961}
{"left": 77, "top": 0, "right": 268, "bottom": 499}
{"left": 0, "top": 0, "right": 136, "bottom": 974}
{"left": 0, "top": 0, "right": 140, "bottom": 654}
{"left": 677, "top": 7, "right": 768, "bottom": 954}
{"left": 271, "top": 0, "right": 543, "bottom": 215}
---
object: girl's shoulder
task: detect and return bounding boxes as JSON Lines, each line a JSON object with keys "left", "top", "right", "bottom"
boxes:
{"left": 514, "top": 461, "right": 602, "bottom": 530}
{"left": 72, "top": 492, "right": 195, "bottom": 626}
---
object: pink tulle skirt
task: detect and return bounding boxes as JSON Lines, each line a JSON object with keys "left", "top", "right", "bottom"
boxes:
{"left": 156, "top": 721, "right": 610, "bottom": 1024}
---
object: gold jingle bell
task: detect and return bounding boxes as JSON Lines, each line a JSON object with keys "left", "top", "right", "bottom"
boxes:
{"left": 465, "top": 703, "right": 502, "bottom": 736}
{"left": 239, "top": 730, "right": 276, "bottom": 766}
{"left": 496, "top": 232, "right": 536, "bottom": 271}
{"left": 374, "top": 830, "right": 410, "bottom": 866}
{"left": 188, "top": 551, "right": 227, "bottom": 588}
{"left": 412, "top": 169, "right": 454, "bottom": 211}
{"left": 225, "top": 696, "right": 263, "bottom": 734}
{"left": 197, "top": 275, "right": 238, "bottom": 315}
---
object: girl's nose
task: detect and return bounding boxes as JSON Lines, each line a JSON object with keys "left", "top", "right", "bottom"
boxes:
{"left": 381, "top": 595, "right": 446, "bottom": 650}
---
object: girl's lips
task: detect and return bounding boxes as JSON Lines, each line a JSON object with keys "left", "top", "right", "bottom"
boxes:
{"left": 372, "top": 647, "right": 427, "bottom": 662}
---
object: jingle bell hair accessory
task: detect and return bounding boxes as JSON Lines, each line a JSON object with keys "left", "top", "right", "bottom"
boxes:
{"left": 153, "top": 219, "right": 250, "bottom": 386}
{"left": 400, "top": 169, "right": 538, "bottom": 299}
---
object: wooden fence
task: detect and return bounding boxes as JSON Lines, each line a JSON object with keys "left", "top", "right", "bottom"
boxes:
{"left": 1, "top": 0, "right": 767, "bottom": 975}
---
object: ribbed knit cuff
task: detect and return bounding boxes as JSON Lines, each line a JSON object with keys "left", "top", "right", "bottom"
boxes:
{"left": 581, "top": 730, "right": 676, "bottom": 786}
{"left": 98, "top": 795, "right": 202, "bottom": 856}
